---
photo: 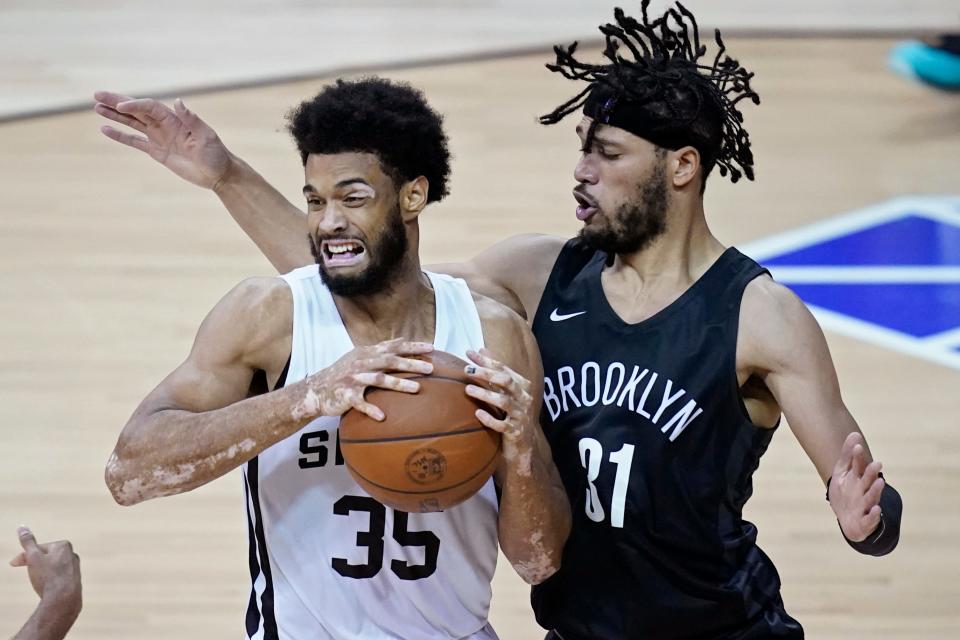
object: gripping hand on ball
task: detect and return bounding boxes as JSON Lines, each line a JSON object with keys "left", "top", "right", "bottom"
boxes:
{"left": 300, "top": 339, "right": 435, "bottom": 422}
{"left": 463, "top": 348, "right": 536, "bottom": 453}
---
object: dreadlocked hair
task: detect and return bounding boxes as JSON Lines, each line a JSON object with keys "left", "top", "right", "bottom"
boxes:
{"left": 540, "top": 1, "right": 760, "bottom": 185}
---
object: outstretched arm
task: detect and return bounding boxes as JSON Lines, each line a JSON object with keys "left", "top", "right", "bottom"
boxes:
{"left": 741, "top": 277, "right": 901, "bottom": 554}
{"left": 94, "top": 92, "right": 311, "bottom": 272}
{"left": 94, "top": 93, "right": 565, "bottom": 300}
{"left": 429, "top": 234, "right": 565, "bottom": 319}
{"left": 105, "top": 277, "right": 434, "bottom": 505}
{"left": 465, "top": 299, "right": 571, "bottom": 584}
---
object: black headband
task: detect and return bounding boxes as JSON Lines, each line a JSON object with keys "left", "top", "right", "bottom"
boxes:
{"left": 583, "top": 83, "right": 714, "bottom": 163}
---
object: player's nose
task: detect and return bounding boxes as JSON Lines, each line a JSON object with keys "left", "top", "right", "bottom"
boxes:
{"left": 315, "top": 205, "right": 349, "bottom": 235}
{"left": 574, "top": 154, "right": 597, "bottom": 184}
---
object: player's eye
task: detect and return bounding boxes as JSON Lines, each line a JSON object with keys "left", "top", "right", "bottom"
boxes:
{"left": 343, "top": 195, "right": 367, "bottom": 205}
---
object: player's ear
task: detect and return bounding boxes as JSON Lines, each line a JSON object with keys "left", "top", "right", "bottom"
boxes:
{"left": 399, "top": 176, "right": 429, "bottom": 221}
{"left": 669, "top": 146, "right": 700, "bottom": 189}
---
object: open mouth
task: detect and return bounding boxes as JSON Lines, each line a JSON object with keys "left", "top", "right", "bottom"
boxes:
{"left": 321, "top": 239, "right": 367, "bottom": 268}
{"left": 573, "top": 189, "right": 599, "bottom": 221}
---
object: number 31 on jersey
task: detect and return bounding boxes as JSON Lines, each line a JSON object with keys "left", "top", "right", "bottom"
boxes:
{"left": 579, "top": 438, "right": 635, "bottom": 528}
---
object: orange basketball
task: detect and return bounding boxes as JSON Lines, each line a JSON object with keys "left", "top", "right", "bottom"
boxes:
{"left": 339, "top": 350, "right": 502, "bottom": 513}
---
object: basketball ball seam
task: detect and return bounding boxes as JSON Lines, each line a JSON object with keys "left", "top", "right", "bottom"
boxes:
{"left": 339, "top": 425, "right": 485, "bottom": 444}
{"left": 345, "top": 438, "right": 502, "bottom": 496}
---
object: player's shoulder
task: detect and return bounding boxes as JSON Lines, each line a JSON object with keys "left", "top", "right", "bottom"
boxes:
{"left": 472, "top": 234, "right": 568, "bottom": 317}
{"left": 740, "top": 273, "right": 824, "bottom": 365}
{"left": 472, "top": 289, "right": 528, "bottom": 337}
{"left": 221, "top": 275, "right": 293, "bottom": 318}
{"left": 495, "top": 232, "right": 567, "bottom": 254}
{"left": 471, "top": 290, "right": 541, "bottom": 377}
{"left": 207, "top": 276, "right": 293, "bottom": 356}
{"left": 471, "top": 233, "right": 565, "bottom": 278}
{"left": 742, "top": 274, "right": 811, "bottom": 327}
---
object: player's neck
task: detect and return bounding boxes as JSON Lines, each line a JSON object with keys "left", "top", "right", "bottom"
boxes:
{"left": 333, "top": 255, "right": 438, "bottom": 346}
{"left": 600, "top": 202, "right": 725, "bottom": 323}
{"left": 610, "top": 200, "right": 723, "bottom": 283}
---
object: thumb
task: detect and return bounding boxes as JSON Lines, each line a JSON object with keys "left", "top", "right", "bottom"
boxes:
{"left": 17, "top": 526, "right": 39, "bottom": 556}
{"left": 834, "top": 432, "right": 858, "bottom": 475}
{"left": 175, "top": 98, "right": 205, "bottom": 131}
{"left": 9, "top": 551, "right": 26, "bottom": 567}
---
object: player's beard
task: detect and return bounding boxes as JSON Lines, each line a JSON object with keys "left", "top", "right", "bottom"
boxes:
{"left": 579, "top": 161, "right": 669, "bottom": 256}
{"left": 309, "top": 204, "right": 408, "bottom": 297}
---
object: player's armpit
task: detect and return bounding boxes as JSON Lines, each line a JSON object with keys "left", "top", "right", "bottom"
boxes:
{"left": 429, "top": 233, "right": 566, "bottom": 320}
{"left": 105, "top": 277, "right": 295, "bottom": 505}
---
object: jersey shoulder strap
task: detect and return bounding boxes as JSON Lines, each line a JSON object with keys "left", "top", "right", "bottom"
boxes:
{"left": 279, "top": 264, "right": 351, "bottom": 378}
{"left": 532, "top": 237, "right": 602, "bottom": 325}
{"left": 425, "top": 271, "right": 486, "bottom": 352}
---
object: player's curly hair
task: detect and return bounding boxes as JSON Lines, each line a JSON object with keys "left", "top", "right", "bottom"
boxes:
{"left": 287, "top": 77, "right": 452, "bottom": 203}
{"left": 540, "top": 2, "right": 760, "bottom": 187}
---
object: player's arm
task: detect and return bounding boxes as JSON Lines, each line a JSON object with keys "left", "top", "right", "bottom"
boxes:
{"left": 105, "top": 278, "right": 434, "bottom": 506}
{"left": 10, "top": 527, "right": 81, "bottom": 640}
{"left": 465, "top": 298, "right": 571, "bottom": 584}
{"left": 93, "top": 93, "right": 566, "bottom": 307}
{"left": 429, "top": 233, "right": 566, "bottom": 319}
{"left": 93, "top": 92, "right": 312, "bottom": 272}
{"left": 740, "top": 277, "right": 902, "bottom": 555}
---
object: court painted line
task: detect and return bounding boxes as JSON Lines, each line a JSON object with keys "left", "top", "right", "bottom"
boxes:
{"left": 769, "top": 266, "right": 960, "bottom": 284}
{"left": 923, "top": 327, "right": 960, "bottom": 349}
{"left": 742, "top": 196, "right": 960, "bottom": 261}
{"left": 805, "top": 305, "right": 960, "bottom": 371}
{"left": 743, "top": 196, "right": 960, "bottom": 372}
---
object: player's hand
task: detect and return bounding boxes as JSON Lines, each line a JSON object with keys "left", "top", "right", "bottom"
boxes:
{"left": 297, "top": 339, "right": 435, "bottom": 422}
{"left": 828, "top": 432, "right": 885, "bottom": 542}
{"left": 93, "top": 91, "right": 232, "bottom": 189}
{"left": 464, "top": 348, "right": 536, "bottom": 451}
{"left": 9, "top": 527, "right": 82, "bottom": 609}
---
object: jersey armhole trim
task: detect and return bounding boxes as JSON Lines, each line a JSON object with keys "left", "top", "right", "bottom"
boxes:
{"left": 729, "top": 269, "right": 782, "bottom": 431}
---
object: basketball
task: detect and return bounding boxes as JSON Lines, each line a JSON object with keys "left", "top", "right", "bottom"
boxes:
{"left": 339, "top": 350, "right": 502, "bottom": 513}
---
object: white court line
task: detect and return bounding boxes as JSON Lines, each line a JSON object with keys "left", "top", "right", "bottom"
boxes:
{"left": 740, "top": 196, "right": 960, "bottom": 372}
{"left": 923, "top": 327, "right": 960, "bottom": 349}
{"left": 741, "top": 196, "right": 960, "bottom": 261}
{"left": 918, "top": 198, "right": 960, "bottom": 226}
{"left": 808, "top": 305, "right": 960, "bottom": 372}
{"left": 769, "top": 266, "right": 960, "bottom": 284}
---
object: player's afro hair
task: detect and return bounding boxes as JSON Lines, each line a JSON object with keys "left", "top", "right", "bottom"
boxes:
{"left": 287, "top": 77, "right": 451, "bottom": 203}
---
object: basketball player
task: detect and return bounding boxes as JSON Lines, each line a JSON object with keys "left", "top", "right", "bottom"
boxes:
{"left": 9, "top": 526, "right": 82, "bottom": 640}
{"left": 94, "top": 4, "right": 903, "bottom": 638}
{"left": 102, "top": 78, "right": 571, "bottom": 640}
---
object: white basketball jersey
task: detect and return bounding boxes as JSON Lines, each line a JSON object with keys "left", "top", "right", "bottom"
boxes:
{"left": 243, "top": 265, "right": 500, "bottom": 640}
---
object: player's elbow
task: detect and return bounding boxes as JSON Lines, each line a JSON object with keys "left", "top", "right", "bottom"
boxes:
{"left": 512, "top": 549, "right": 562, "bottom": 585}
{"left": 104, "top": 448, "right": 146, "bottom": 506}
{"left": 505, "top": 531, "right": 566, "bottom": 585}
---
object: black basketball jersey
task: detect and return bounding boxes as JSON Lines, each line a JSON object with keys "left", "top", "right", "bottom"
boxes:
{"left": 530, "top": 238, "right": 803, "bottom": 640}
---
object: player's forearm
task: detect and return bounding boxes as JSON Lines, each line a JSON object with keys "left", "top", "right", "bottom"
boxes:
{"left": 13, "top": 586, "right": 81, "bottom": 640}
{"left": 106, "top": 380, "right": 318, "bottom": 505}
{"left": 497, "top": 436, "right": 571, "bottom": 585}
{"left": 213, "top": 154, "right": 312, "bottom": 273}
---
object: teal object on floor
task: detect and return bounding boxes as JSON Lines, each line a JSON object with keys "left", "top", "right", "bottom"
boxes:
{"left": 889, "top": 41, "right": 960, "bottom": 90}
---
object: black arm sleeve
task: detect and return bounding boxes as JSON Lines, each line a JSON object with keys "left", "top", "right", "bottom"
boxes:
{"left": 826, "top": 474, "right": 902, "bottom": 557}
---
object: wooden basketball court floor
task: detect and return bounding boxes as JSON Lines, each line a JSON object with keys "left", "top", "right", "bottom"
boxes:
{"left": 1, "top": 37, "right": 958, "bottom": 639}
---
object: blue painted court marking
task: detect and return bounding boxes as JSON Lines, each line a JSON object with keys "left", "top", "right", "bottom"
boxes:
{"left": 741, "top": 196, "right": 960, "bottom": 371}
